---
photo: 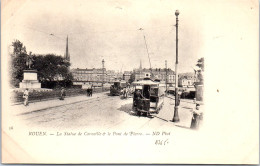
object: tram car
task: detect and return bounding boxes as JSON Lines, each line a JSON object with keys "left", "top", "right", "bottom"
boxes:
{"left": 132, "top": 79, "right": 165, "bottom": 116}
{"left": 110, "top": 80, "right": 127, "bottom": 96}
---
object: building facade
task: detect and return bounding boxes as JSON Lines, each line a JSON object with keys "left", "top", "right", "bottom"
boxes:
{"left": 106, "top": 70, "right": 116, "bottom": 83}
{"left": 71, "top": 68, "right": 125, "bottom": 85}
{"left": 178, "top": 72, "right": 197, "bottom": 87}
{"left": 123, "top": 71, "right": 132, "bottom": 82}
{"left": 71, "top": 68, "right": 106, "bottom": 85}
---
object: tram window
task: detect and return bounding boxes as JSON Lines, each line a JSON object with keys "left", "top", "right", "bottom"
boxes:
{"left": 150, "top": 88, "right": 158, "bottom": 96}
{"left": 143, "top": 85, "right": 150, "bottom": 99}
{"left": 135, "top": 85, "right": 142, "bottom": 90}
{"left": 114, "top": 82, "right": 120, "bottom": 88}
{"left": 121, "top": 83, "right": 126, "bottom": 87}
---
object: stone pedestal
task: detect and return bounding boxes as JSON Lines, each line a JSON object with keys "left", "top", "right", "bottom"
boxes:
{"left": 19, "top": 70, "right": 41, "bottom": 89}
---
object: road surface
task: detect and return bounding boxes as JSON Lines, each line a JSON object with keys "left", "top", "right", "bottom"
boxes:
{"left": 10, "top": 93, "right": 195, "bottom": 130}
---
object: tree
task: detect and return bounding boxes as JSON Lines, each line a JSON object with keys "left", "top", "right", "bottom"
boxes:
{"left": 196, "top": 57, "right": 204, "bottom": 72}
{"left": 9, "top": 40, "right": 73, "bottom": 88}
{"left": 196, "top": 57, "right": 204, "bottom": 84}
{"left": 32, "top": 54, "right": 72, "bottom": 88}
{"left": 128, "top": 72, "right": 135, "bottom": 84}
{"left": 11, "top": 39, "right": 27, "bottom": 56}
{"left": 10, "top": 40, "right": 28, "bottom": 87}
{"left": 32, "top": 54, "right": 71, "bottom": 82}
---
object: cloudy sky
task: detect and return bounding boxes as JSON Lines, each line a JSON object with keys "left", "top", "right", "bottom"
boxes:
{"left": 3, "top": 0, "right": 253, "bottom": 73}
{"left": 3, "top": 0, "right": 207, "bottom": 72}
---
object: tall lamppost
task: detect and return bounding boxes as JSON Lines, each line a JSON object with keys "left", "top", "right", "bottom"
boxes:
{"left": 173, "top": 10, "right": 180, "bottom": 122}
{"left": 102, "top": 59, "right": 105, "bottom": 91}
{"left": 165, "top": 60, "right": 168, "bottom": 96}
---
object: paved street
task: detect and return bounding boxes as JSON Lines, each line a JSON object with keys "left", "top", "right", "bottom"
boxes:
{"left": 10, "top": 93, "right": 196, "bottom": 130}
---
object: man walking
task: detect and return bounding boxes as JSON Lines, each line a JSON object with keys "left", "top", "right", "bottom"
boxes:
{"left": 190, "top": 104, "right": 203, "bottom": 129}
{"left": 134, "top": 90, "right": 144, "bottom": 115}
{"left": 87, "top": 87, "right": 90, "bottom": 97}
{"left": 91, "top": 85, "right": 93, "bottom": 97}
{"left": 23, "top": 88, "right": 29, "bottom": 106}
{"left": 60, "top": 88, "right": 66, "bottom": 100}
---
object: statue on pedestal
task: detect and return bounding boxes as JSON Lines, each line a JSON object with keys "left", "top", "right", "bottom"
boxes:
{"left": 19, "top": 52, "right": 41, "bottom": 89}
{"left": 26, "top": 52, "right": 33, "bottom": 69}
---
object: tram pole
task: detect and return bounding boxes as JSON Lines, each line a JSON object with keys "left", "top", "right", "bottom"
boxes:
{"left": 173, "top": 10, "right": 180, "bottom": 122}
{"left": 139, "top": 28, "right": 153, "bottom": 78}
{"left": 102, "top": 59, "right": 105, "bottom": 92}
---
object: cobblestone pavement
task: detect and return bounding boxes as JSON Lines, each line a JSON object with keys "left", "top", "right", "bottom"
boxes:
{"left": 10, "top": 93, "right": 197, "bottom": 130}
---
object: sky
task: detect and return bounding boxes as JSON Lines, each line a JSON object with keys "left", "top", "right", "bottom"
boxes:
{"left": 4, "top": 0, "right": 206, "bottom": 72}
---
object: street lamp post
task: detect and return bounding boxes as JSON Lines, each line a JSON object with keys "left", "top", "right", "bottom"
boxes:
{"left": 173, "top": 10, "right": 180, "bottom": 122}
{"left": 165, "top": 60, "right": 168, "bottom": 96}
{"left": 102, "top": 59, "right": 105, "bottom": 92}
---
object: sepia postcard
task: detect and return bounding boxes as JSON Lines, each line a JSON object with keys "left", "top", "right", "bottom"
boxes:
{"left": 1, "top": 0, "right": 259, "bottom": 164}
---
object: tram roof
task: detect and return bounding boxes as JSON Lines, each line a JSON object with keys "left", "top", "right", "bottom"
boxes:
{"left": 114, "top": 80, "right": 127, "bottom": 83}
{"left": 132, "top": 80, "right": 159, "bottom": 85}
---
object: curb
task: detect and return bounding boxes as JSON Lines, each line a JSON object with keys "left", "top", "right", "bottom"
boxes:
{"left": 11, "top": 91, "right": 110, "bottom": 106}
{"left": 17, "top": 95, "right": 107, "bottom": 116}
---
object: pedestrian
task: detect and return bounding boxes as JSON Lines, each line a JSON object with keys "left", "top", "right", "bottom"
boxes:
{"left": 60, "top": 88, "right": 66, "bottom": 100}
{"left": 23, "top": 88, "right": 29, "bottom": 106}
{"left": 122, "top": 87, "right": 127, "bottom": 98}
{"left": 89, "top": 85, "right": 93, "bottom": 97}
{"left": 190, "top": 104, "right": 203, "bottom": 129}
{"left": 135, "top": 89, "right": 144, "bottom": 99}
{"left": 134, "top": 89, "right": 144, "bottom": 115}
{"left": 122, "top": 88, "right": 125, "bottom": 98}
{"left": 193, "top": 98, "right": 196, "bottom": 104}
{"left": 182, "top": 90, "right": 185, "bottom": 99}
{"left": 125, "top": 87, "right": 128, "bottom": 98}
{"left": 87, "top": 86, "right": 90, "bottom": 97}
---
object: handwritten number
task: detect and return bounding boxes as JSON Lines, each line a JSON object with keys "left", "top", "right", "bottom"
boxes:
{"left": 155, "top": 139, "right": 169, "bottom": 145}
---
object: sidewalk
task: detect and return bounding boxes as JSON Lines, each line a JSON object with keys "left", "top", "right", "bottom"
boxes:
{"left": 11, "top": 92, "right": 108, "bottom": 116}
